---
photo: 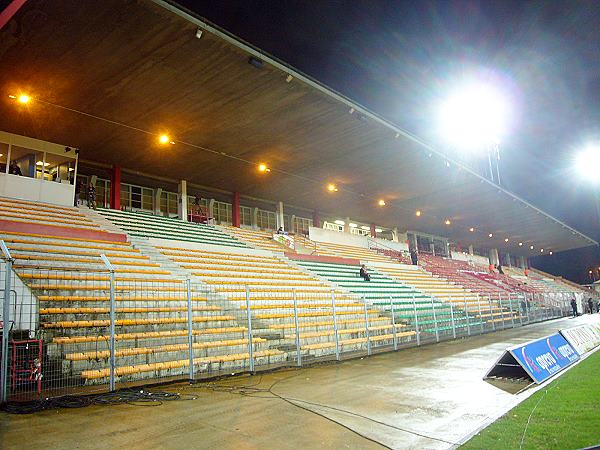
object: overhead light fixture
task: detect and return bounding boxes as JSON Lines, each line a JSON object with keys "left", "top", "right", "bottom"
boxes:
{"left": 549, "top": 251, "right": 553, "bottom": 255}
{"left": 286, "top": 74, "right": 293, "bottom": 83}
{"left": 16, "top": 94, "right": 31, "bottom": 104}
{"left": 35, "top": 161, "right": 50, "bottom": 167}
{"left": 574, "top": 144, "right": 600, "bottom": 184}
{"left": 334, "top": 220, "right": 345, "bottom": 226}
{"left": 469, "top": 227, "right": 475, "bottom": 232}
{"left": 327, "top": 183, "right": 338, "bottom": 192}
{"left": 349, "top": 223, "right": 357, "bottom": 228}
{"left": 195, "top": 27, "right": 203, "bottom": 39}
{"left": 258, "top": 163, "right": 271, "bottom": 173}
{"left": 378, "top": 199, "right": 386, "bottom": 206}
{"left": 488, "top": 233, "right": 493, "bottom": 238}
{"left": 504, "top": 238, "right": 509, "bottom": 242}
{"left": 415, "top": 210, "right": 422, "bottom": 217}
{"left": 540, "top": 248, "right": 544, "bottom": 253}
{"left": 375, "top": 228, "right": 383, "bottom": 233}
{"left": 518, "top": 242, "right": 523, "bottom": 246}
{"left": 158, "top": 134, "right": 172, "bottom": 145}
{"left": 530, "top": 245, "right": 534, "bottom": 250}
{"left": 360, "top": 225, "right": 370, "bottom": 231}
{"left": 444, "top": 219, "right": 451, "bottom": 225}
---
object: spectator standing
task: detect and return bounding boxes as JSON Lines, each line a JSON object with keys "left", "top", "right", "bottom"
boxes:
{"left": 87, "top": 182, "right": 97, "bottom": 209}
{"left": 410, "top": 249, "right": 418, "bottom": 266}
{"left": 570, "top": 298, "right": 577, "bottom": 318}
{"left": 588, "top": 298, "right": 594, "bottom": 315}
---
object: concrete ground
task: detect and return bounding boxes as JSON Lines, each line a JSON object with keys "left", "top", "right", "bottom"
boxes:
{"left": 2, "top": 314, "right": 597, "bottom": 450}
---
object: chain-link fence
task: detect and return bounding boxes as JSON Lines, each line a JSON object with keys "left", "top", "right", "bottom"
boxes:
{"left": 0, "top": 246, "right": 577, "bottom": 402}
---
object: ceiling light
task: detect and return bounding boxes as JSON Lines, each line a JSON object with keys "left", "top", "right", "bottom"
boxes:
{"left": 258, "top": 163, "right": 271, "bottom": 173}
{"left": 334, "top": 220, "right": 345, "bottom": 226}
{"left": 415, "top": 210, "right": 422, "bottom": 217}
{"left": 378, "top": 199, "right": 386, "bottom": 206}
{"left": 540, "top": 248, "right": 544, "bottom": 253}
{"left": 286, "top": 74, "right": 293, "bottom": 83}
{"left": 504, "top": 238, "right": 509, "bottom": 242}
{"left": 549, "top": 251, "right": 553, "bottom": 255}
{"left": 35, "top": 161, "right": 50, "bottom": 167}
{"left": 159, "top": 134, "right": 170, "bottom": 144}
{"left": 488, "top": 233, "right": 493, "bottom": 238}
{"left": 444, "top": 219, "right": 451, "bottom": 225}
{"left": 360, "top": 226, "right": 370, "bottom": 231}
{"left": 349, "top": 223, "right": 357, "bottom": 228}
{"left": 530, "top": 245, "right": 534, "bottom": 250}
{"left": 375, "top": 228, "right": 383, "bottom": 233}
{"left": 518, "top": 242, "right": 523, "bottom": 246}
{"left": 327, "top": 183, "right": 338, "bottom": 192}
{"left": 17, "top": 94, "right": 31, "bottom": 104}
{"left": 469, "top": 227, "right": 475, "bottom": 232}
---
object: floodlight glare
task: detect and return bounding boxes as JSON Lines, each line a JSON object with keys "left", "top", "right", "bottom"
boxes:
{"left": 575, "top": 145, "right": 600, "bottom": 183}
{"left": 439, "top": 82, "right": 509, "bottom": 151}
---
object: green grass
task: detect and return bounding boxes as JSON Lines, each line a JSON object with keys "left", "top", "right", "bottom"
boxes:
{"left": 462, "top": 349, "right": 600, "bottom": 450}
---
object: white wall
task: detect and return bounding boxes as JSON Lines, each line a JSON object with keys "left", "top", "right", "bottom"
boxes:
{"left": 0, "top": 173, "right": 74, "bottom": 207}
{"left": 451, "top": 251, "right": 489, "bottom": 267}
{"left": 309, "top": 226, "right": 409, "bottom": 251}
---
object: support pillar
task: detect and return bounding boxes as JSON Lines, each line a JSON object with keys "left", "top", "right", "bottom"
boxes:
{"left": 178, "top": 180, "right": 187, "bottom": 221}
{"left": 489, "top": 248, "right": 499, "bottom": 266}
{"left": 504, "top": 252, "right": 511, "bottom": 267}
{"left": 154, "top": 188, "right": 162, "bottom": 214}
{"left": 232, "top": 191, "right": 241, "bottom": 227}
{"left": 109, "top": 165, "right": 121, "bottom": 210}
{"left": 344, "top": 217, "right": 351, "bottom": 234}
{"left": 392, "top": 227, "right": 399, "bottom": 242}
{"left": 276, "top": 201, "right": 284, "bottom": 230}
{"left": 468, "top": 244, "right": 474, "bottom": 256}
{"left": 290, "top": 214, "right": 296, "bottom": 234}
{"left": 208, "top": 199, "right": 215, "bottom": 221}
{"left": 370, "top": 224, "right": 376, "bottom": 238}
{"left": 518, "top": 255, "right": 526, "bottom": 269}
{"left": 312, "top": 210, "right": 321, "bottom": 228}
{"left": 252, "top": 207, "right": 259, "bottom": 230}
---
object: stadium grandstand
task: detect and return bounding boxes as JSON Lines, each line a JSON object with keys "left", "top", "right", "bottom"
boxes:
{"left": 0, "top": 1, "right": 599, "bottom": 449}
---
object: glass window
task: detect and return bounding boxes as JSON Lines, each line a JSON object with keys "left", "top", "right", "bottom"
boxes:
{"left": 44, "top": 153, "right": 77, "bottom": 184}
{"left": 8, "top": 145, "right": 44, "bottom": 179}
{"left": 95, "top": 179, "right": 110, "bottom": 209}
{"left": 214, "top": 201, "right": 232, "bottom": 225}
{"left": 120, "top": 184, "right": 131, "bottom": 209}
{"left": 160, "top": 191, "right": 178, "bottom": 216}
{"left": 0, "top": 143, "right": 8, "bottom": 174}
{"left": 257, "top": 209, "right": 276, "bottom": 230}
{"left": 142, "top": 187, "right": 154, "bottom": 211}
{"left": 240, "top": 206, "right": 252, "bottom": 226}
{"left": 293, "top": 217, "right": 313, "bottom": 235}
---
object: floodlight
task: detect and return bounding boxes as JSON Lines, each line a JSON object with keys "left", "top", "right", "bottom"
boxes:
{"left": 575, "top": 145, "right": 600, "bottom": 183}
{"left": 439, "top": 82, "right": 509, "bottom": 151}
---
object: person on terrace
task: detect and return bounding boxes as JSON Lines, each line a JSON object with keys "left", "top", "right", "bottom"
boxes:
{"left": 359, "top": 264, "right": 371, "bottom": 282}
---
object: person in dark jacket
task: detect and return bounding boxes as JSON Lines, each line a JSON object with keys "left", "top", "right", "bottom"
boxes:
{"left": 570, "top": 298, "right": 577, "bottom": 318}
{"left": 588, "top": 298, "right": 594, "bottom": 315}
{"left": 9, "top": 161, "right": 22, "bottom": 176}
{"left": 410, "top": 249, "right": 418, "bottom": 266}
{"left": 87, "top": 182, "right": 97, "bottom": 209}
{"left": 359, "top": 264, "right": 370, "bottom": 282}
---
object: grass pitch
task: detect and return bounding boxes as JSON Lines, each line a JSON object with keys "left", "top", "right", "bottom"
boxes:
{"left": 462, "top": 349, "right": 600, "bottom": 450}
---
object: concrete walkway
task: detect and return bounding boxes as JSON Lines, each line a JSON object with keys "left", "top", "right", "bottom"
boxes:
{"left": 2, "top": 315, "right": 597, "bottom": 450}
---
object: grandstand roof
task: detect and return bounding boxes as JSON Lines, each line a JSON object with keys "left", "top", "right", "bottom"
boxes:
{"left": 0, "top": 0, "right": 597, "bottom": 255}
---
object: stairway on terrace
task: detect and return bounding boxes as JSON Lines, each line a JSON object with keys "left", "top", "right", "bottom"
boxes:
{"left": 294, "top": 260, "right": 482, "bottom": 337}
{"left": 157, "top": 245, "right": 401, "bottom": 358}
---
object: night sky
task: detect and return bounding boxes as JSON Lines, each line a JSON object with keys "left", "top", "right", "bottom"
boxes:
{"left": 174, "top": 0, "right": 600, "bottom": 283}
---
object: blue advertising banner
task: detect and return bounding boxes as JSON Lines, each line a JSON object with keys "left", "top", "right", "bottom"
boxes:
{"left": 509, "top": 333, "right": 579, "bottom": 384}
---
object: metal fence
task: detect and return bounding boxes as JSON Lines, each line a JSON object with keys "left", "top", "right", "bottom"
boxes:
{"left": 0, "top": 247, "right": 578, "bottom": 402}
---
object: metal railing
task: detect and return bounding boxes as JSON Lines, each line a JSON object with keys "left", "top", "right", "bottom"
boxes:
{"left": 0, "top": 249, "right": 579, "bottom": 402}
